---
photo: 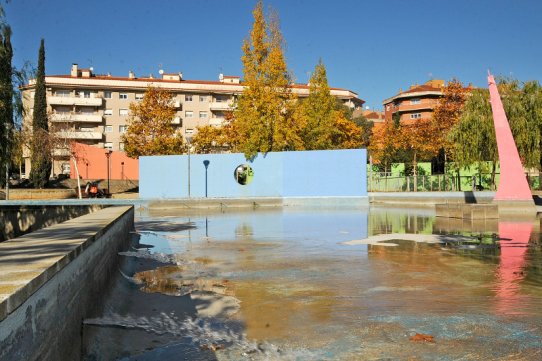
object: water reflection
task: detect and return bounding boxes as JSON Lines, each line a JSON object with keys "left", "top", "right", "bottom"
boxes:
{"left": 83, "top": 207, "right": 542, "bottom": 360}
{"left": 494, "top": 221, "right": 533, "bottom": 315}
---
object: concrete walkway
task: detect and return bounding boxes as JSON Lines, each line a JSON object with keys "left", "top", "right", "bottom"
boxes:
{"left": 0, "top": 206, "right": 132, "bottom": 321}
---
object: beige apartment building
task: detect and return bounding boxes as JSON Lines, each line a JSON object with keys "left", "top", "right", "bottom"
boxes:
{"left": 21, "top": 63, "right": 364, "bottom": 176}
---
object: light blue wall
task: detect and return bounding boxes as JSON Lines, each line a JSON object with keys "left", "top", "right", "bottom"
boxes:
{"left": 140, "top": 149, "right": 367, "bottom": 199}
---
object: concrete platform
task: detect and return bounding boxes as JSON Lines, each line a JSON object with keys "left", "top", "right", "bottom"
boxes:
{"left": 0, "top": 206, "right": 132, "bottom": 322}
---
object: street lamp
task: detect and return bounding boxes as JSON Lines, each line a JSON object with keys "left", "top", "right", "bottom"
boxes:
{"left": 186, "top": 136, "right": 193, "bottom": 198}
{"left": 121, "top": 161, "right": 125, "bottom": 180}
{"left": 203, "top": 160, "right": 210, "bottom": 197}
{"left": 105, "top": 149, "right": 112, "bottom": 195}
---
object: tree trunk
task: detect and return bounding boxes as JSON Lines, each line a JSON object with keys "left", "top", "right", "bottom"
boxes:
{"left": 413, "top": 152, "right": 418, "bottom": 192}
{"left": 491, "top": 162, "right": 497, "bottom": 191}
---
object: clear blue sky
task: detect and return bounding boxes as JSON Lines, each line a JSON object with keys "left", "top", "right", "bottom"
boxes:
{"left": 6, "top": 0, "right": 542, "bottom": 110}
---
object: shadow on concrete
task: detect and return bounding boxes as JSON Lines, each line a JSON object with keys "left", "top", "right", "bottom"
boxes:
{"left": 1, "top": 205, "right": 102, "bottom": 243}
{"left": 463, "top": 191, "right": 478, "bottom": 204}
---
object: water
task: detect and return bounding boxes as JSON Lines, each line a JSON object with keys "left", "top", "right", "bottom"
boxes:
{"left": 83, "top": 206, "right": 542, "bottom": 360}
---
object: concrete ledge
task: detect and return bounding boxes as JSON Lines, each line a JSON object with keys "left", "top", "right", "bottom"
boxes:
{"left": 146, "top": 196, "right": 369, "bottom": 210}
{"left": 1, "top": 204, "right": 104, "bottom": 242}
{"left": 0, "top": 206, "right": 134, "bottom": 361}
{"left": 435, "top": 203, "right": 499, "bottom": 219}
{"left": 370, "top": 191, "right": 495, "bottom": 206}
{"left": 1, "top": 189, "right": 76, "bottom": 200}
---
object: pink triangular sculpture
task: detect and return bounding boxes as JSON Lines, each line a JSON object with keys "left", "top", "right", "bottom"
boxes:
{"left": 488, "top": 73, "right": 532, "bottom": 201}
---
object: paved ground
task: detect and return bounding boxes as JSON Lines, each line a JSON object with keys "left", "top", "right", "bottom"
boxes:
{"left": 0, "top": 206, "right": 132, "bottom": 321}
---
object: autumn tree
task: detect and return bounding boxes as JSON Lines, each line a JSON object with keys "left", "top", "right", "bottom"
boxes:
{"left": 330, "top": 111, "right": 366, "bottom": 149}
{"left": 191, "top": 125, "right": 226, "bottom": 154}
{"left": 29, "top": 39, "right": 51, "bottom": 188}
{"left": 401, "top": 118, "right": 439, "bottom": 189}
{"left": 301, "top": 59, "right": 337, "bottom": 149}
{"left": 234, "top": 1, "right": 302, "bottom": 159}
{"left": 431, "top": 79, "right": 469, "bottom": 172}
{"left": 368, "top": 120, "right": 402, "bottom": 174}
{"left": 122, "top": 86, "right": 184, "bottom": 158}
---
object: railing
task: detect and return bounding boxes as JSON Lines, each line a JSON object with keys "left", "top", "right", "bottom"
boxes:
{"left": 209, "top": 117, "right": 224, "bottom": 126}
{"left": 368, "top": 173, "right": 542, "bottom": 192}
{"left": 50, "top": 113, "right": 103, "bottom": 123}
{"left": 55, "top": 131, "right": 103, "bottom": 140}
{"left": 48, "top": 96, "right": 103, "bottom": 106}
{"left": 209, "top": 101, "right": 233, "bottom": 111}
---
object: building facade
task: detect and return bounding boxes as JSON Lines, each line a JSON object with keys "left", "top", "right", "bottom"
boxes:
{"left": 382, "top": 79, "right": 445, "bottom": 123}
{"left": 21, "top": 64, "right": 364, "bottom": 177}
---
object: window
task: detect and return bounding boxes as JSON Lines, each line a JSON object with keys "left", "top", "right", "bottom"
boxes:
{"left": 55, "top": 90, "right": 70, "bottom": 97}
{"left": 104, "top": 142, "right": 113, "bottom": 150}
{"left": 119, "top": 93, "right": 128, "bottom": 100}
{"left": 185, "top": 111, "right": 193, "bottom": 118}
{"left": 104, "top": 109, "right": 113, "bottom": 116}
{"left": 119, "top": 125, "right": 127, "bottom": 133}
{"left": 104, "top": 125, "right": 113, "bottom": 133}
{"left": 199, "top": 95, "right": 207, "bottom": 102}
{"left": 410, "top": 113, "right": 422, "bottom": 119}
{"left": 185, "top": 128, "right": 194, "bottom": 134}
{"left": 83, "top": 91, "right": 91, "bottom": 98}
{"left": 135, "top": 93, "right": 144, "bottom": 101}
{"left": 410, "top": 98, "right": 421, "bottom": 104}
{"left": 185, "top": 94, "right": 193, "bottom": 102}
{"left": 386, "top": 105, "right": 390, "bottom": 111}
{"left": 199, "top": 111, "right": 208, "bottom": 118}
{"left": 104, "top": 91, "right": 112, "bottom": 99}
{"left": 119, "top": 142, "right": 125, "bottom": 151}
{"left": 119, "top": 109, "right": 129, "bottom": 116}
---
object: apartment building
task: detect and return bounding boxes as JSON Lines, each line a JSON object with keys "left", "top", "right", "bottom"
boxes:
{"left": 382, "top": 79, "right": 445, "bottom": 123}
{"left": 21, "top": 63, "right": 364, "bottom": 176}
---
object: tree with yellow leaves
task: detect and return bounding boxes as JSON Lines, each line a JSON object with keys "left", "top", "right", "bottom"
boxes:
{"left": 234, "top": 1, "right": 303, "bottom": 159}
{"left": 122, "top": 86, "right": 183, "bottom": 158}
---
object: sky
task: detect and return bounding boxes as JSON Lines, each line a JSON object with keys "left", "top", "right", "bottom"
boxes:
{"left": 6, "top": 0, "right": 542, "bottom": 110}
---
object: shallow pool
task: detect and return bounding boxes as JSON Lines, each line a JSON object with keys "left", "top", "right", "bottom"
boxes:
{"left": 83, "top": 206, "right": 542, "bottom": 360}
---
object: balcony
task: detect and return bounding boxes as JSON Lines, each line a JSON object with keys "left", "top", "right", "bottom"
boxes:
{"left": 209, "top": 117, "right": 225, "bottom": 126}
{"left": 172, "top": 117, "right": 181, "bottom": 125}
{"left": 396, "top": 101, "right": 438, "bottom": 113}
{"left": 48, "top": 96, "right": 103, "bottom": 106}
{"left": 50, "top": 113, "right": 103, "bottom": 123}
{"left": 56, "top": 130, "right": 103, "bottom": 140}
{"left": 174, "top": 101, "right": 182, "bottom": 109}
{"left": 209, "top": 101, "right": 233, "bottom": 111}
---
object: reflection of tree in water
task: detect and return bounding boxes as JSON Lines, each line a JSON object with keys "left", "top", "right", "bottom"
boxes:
{"left": 235, "top": 223, "right": 254, "bottom": 239}
{"left": 369, "top": 211, "right": 434, "bottom": 235}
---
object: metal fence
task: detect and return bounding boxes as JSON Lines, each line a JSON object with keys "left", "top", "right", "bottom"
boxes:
{"left": 368, "top": 173, "right": 542, "bottom": 192}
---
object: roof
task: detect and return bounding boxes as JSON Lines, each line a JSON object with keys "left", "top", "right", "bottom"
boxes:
{"left": 21, "top": 73, "right": 364, "bottom": 103}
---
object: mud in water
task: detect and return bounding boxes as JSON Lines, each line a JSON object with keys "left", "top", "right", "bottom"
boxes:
{"left": 83, "top": 208, "right": 542, "bottom": 360}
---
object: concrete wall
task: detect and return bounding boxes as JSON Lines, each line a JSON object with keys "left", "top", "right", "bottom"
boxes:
{"left": 0, "top": 204, "right": 103, "bottom": 242}
{"left": 69, "top": 142, "right": 139, "bottom": 180}
{"left": 0, "top": 206, "right": 134, "bottom": 361}
{"left": 140, "top": 149, "right": 367, "bottom": 199}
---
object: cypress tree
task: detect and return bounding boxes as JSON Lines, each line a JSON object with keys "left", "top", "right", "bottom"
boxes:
{"left": 29, "top": 39, "right": 51, "bottom": 188}
{"left": 0, "top": 25, "right": 13, "bottom": 187}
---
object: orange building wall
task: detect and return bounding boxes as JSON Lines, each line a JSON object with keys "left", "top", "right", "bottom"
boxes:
{"left": 69, "top": 142, "right": 139, "bottom": 180}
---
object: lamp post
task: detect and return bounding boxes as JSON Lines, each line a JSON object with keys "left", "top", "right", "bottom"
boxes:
{"left": 121, "top": 161, "right": 125, "bottom": 180}
{"left": 186, "top": 136, "right": 192, "bottom": 198}
{"left": 105, "top": 149, "right": 112, "bottom": 195}
{"left": 85, "top": 162, "right": 88, "bottom": 179}
{"left": 203, "top": 160, "right": 210, "bottom": 197}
